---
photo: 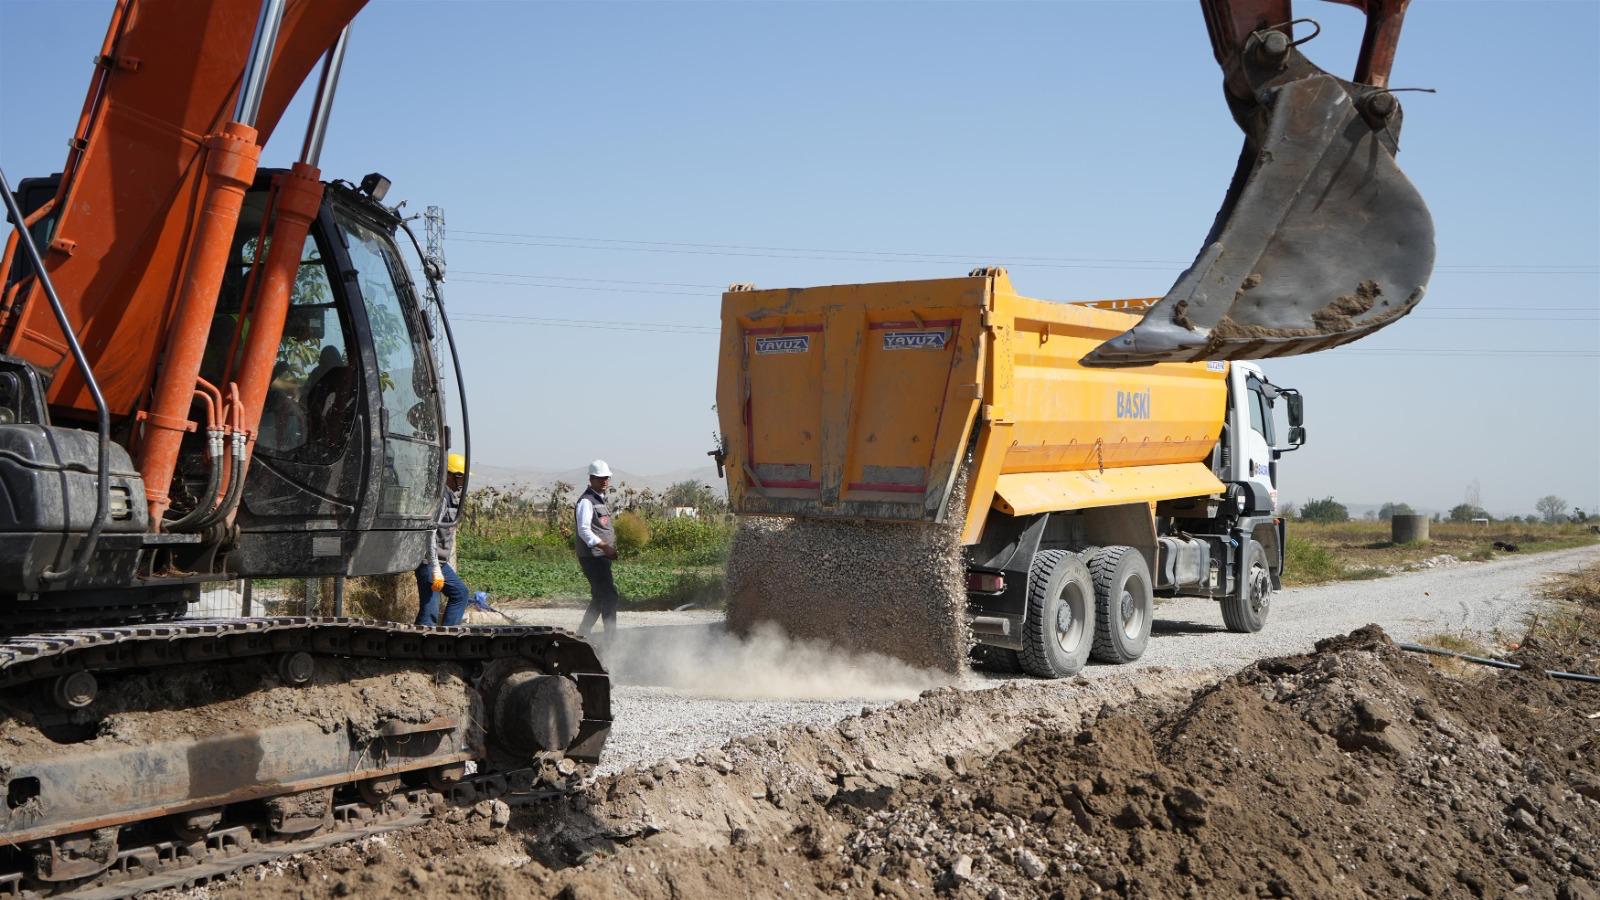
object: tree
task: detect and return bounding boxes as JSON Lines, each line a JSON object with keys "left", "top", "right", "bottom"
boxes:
{"left": 1277, "top": 501, "right": 1297, "bottom": 518}
{"left": 1575, "top": 508, "right": 1589, "bottom": 523}
{"left": 1300, "top": 496, "right": 1348, "bottom": 523}
{"left": 1378, "top": 502, "right": 1415, "bottom": 521}
{"left": 1535, "top": 495, "right": 1569, "bottom": 524}
{"left": 660, "top": 479, "right": 728, "bottom": 515}
{"left": 1449, "top": 503, "right": 1488, "bottom": 523}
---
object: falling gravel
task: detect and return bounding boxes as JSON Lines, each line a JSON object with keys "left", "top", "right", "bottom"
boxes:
{"left": 724, "top": 515, "right": 969, "bottom": 673}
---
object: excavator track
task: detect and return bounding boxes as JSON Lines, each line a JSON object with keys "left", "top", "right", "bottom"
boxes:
{"left": 0, "top": 618, "right": 610, "bottom": 896}
{"left": 1, "top": 764, "right": 567, "bottom": 899}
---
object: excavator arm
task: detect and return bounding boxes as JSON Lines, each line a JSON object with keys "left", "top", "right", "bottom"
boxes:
{"left": 1082, "top": 0, "right": 1435, "bottom": 366}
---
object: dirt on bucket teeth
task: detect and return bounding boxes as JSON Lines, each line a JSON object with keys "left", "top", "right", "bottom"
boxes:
{"left": 723, "top": 515, "right": 970, "bottom": 675}
{"left": 212, "top": 625, "right": 1600, "bottom": 900}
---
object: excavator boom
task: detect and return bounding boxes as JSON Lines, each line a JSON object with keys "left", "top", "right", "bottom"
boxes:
{"left": 1082, "top": 0, "right": 1435, "bottom": 366}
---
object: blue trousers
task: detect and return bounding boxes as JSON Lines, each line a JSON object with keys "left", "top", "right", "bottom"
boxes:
{"left": 415, "top": 561, "right": 469, "bottom": 626}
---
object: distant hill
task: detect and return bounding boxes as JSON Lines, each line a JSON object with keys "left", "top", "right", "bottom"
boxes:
{"left": 467, "top": 463, "right": 724, "bottom": 497}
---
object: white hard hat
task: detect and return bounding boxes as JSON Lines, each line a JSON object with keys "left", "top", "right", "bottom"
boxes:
{"left": 588, "top": 459, "right": 612, "bottom": 478}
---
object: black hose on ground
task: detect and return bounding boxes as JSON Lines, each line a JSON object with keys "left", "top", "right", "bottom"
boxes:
{"left": 1397, "top": 641, "right": 1600, "bottom": 685}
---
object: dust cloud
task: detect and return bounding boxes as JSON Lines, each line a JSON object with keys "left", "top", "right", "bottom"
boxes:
{"left": 592, "top": 621, "right": 953, "bottom": 702}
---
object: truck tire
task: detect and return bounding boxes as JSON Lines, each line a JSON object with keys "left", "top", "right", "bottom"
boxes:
{"left": 1088, "top": 546, "right": 1153, "bottom": 664}
{"left": 1221, "top": 539, "right": 1272, "bottom": 633}
{"left": 1018, "top": 549, "right": 1095, "bottom": 678}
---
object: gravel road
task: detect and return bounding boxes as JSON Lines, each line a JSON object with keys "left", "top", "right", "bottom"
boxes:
{"left": 506, "top": 544, "right": 1599, "bottom": 772}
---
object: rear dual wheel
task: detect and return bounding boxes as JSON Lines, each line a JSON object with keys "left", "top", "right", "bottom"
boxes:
{"left": 1018, "top": 550, "right": 1095, "bottom": 678}
{"left": 1089, "top": 546, "right": 1154, "bottom": 664}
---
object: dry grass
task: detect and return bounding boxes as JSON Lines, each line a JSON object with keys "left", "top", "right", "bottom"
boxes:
{"left": 1540, "top": 561, "right": 1600, "bottom": 607}
{"left": 268, "top": 574, "right": 417, "bottom": 622}
{"left": 1415, "top": 629, "right": 1497, "bottom": 678}
{"left": 1281, "top": 520, "right": 1599, "bottom": 587}
{"left": 1523, "top": 561, "right": 1600, "bottom": 668}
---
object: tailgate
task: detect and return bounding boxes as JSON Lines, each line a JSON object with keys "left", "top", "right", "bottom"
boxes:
{"left": 715, "top": 277, "right": 987, "bottom": 523}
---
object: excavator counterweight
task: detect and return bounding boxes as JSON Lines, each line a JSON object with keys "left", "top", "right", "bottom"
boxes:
{"left": 1082, "top": 0, "right": 1435, "bottom": 366}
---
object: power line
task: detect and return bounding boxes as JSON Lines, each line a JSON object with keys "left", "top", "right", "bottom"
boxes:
{"left": 454, "top": 270, "right": 724, "bottom": 289}
{"left": 449, "top": 272, "right": 1598, "bottom": 317}
{"left": 448, "top": 229, "right": 1599, "bottom": 275}
{"left": 448, "top": 315, "right": 1595, "bottom": 356}
{"left": 452, "top": 276, "right": 709, "bottom": 297}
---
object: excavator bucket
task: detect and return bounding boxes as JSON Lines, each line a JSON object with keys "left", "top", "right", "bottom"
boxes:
{"left": 1082, "top": 0, "right": 1434, "bottom": 367}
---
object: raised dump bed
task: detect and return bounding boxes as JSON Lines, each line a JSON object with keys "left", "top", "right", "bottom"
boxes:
{"left": 716, "top": 268, "right": 1305, "bottom": 678}
{"left": 715, "top": 269, "right": 1229, "bottom": 543}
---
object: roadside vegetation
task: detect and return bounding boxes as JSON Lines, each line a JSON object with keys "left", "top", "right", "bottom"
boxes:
{"left": 1528, "top": 560, "right": 1600, "bottom": 654}
{"left": 1282, "top": 519, "right": 1598, "bottom": 587}
{"left": 455, "top": 481, "right": 732, "bottom": 609}
{"left": 279, "top": 486, "right": 1598, "bottom": 612}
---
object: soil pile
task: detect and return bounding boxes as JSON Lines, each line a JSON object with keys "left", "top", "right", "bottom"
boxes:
{"left": 725, "top": 515, "right": 968, "bottom": 674}
{"left": 207, "top": 626, "right": 1600, "bottom": 899}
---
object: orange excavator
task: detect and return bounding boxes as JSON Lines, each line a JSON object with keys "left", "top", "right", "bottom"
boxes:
{"left": 0, "top": 0, "right": 1431, "bottom": 893}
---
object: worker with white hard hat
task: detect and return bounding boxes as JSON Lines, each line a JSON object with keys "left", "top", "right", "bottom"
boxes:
{"left": 575, "top": 459, "right": 619, "bottom": 637}
{"left": 416, "top": 452, "right": 470, "bottom": 626}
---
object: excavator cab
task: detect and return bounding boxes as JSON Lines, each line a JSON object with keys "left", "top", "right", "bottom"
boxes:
{"left": 0, "top": 170, "right": 448, "bottom": 599}
{"left": 1082, "top": 0, "right": 1435, "bottom": 366}
{"left": 192, "top": 174, "right": 447, "bottom": 578}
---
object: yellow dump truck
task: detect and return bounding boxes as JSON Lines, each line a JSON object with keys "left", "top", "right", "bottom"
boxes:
{"left": 713, "top": 268, "right": 1306, "bottom": 678}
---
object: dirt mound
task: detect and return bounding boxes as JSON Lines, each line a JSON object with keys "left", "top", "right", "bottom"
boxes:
{"left": 208, "top": 626, "right": 1600, "bottom": 899}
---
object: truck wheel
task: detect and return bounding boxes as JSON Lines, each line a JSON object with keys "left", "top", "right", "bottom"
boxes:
{"left": 1018, "top": 549, "right": 1095, "bottom": 678}
{"left": 1088, "top": 546, "right": 1153, "bottom": 664}
{"left": 1222, "top": 540, "right": 1272, "bottom": 633}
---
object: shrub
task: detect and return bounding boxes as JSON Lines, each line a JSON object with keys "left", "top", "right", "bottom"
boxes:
{"left": 614, "top": 511, "right": 651, "bottom": 553}
{"left": 1285, "top": 534, "right": 1342, "bottom": 582}
{"left": 1300, "top": 496, "right": 1348, "bottom": 523}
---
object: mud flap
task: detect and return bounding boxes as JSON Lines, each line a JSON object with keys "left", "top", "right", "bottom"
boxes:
{"left": 1083, "top": 29, "right": 1434, "bottom": 366}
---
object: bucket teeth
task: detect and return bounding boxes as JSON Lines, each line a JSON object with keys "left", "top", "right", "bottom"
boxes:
{"left": 1082, "top": 45, "right": 1434, "bottom": 368}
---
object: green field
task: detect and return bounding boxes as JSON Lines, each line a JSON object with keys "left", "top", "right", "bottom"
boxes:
{"left": 455, "top": 498, "right": 733, "bottom": 609}
{"left": 454, "top": 484, "right": 1599, "bottom": 607}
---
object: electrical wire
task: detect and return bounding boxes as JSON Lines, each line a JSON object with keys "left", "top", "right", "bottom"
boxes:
{"left": 448, "top": 229, "right": 1600, "bottom": 275}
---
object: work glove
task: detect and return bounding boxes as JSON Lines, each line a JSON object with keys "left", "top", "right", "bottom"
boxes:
{"left": 431, "top": 566, "right": 445, "bottom": 593}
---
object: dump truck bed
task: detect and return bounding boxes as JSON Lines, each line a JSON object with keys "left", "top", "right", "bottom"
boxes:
{"left": 716, "top": 270, "right": 1229, "bottom": 545}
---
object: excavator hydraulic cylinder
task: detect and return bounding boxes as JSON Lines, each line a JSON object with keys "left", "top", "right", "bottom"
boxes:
{"left": 137, "top": 123, "right": 261, "bottom": 525}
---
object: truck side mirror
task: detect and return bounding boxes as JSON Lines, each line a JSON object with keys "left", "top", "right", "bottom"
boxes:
{"left": 1289, "top": 425, "right": 1306, "bottom": 445}
{"left": 1286, "top": 394, "right": 1304, "bottom": 427}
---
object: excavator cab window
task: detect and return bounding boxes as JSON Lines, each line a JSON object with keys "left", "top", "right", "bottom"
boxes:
{"left": 333, "top": 206, "right": 441, "bottom": 520}
{"left": 203, "top": 194, "right": 356, "bottom": 464}
{"left": 260, "top": 239, "right": 354, "bottom": 459}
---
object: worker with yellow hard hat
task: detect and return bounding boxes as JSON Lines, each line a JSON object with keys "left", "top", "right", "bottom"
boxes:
{"left": 416, "top": 452, "right": 470, "bottom": 625}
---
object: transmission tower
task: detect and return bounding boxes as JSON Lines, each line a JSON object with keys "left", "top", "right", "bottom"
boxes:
{"left": 421, "top": 205, "right": 446, "bottom": 359}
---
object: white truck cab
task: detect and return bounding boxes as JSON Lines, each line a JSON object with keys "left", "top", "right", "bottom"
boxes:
{"left": 1221, "top": 361, "right": 1305, "bottom": 517}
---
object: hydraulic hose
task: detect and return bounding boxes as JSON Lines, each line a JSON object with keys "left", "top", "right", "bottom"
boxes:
{"left": 1397, "top": 642, "right": 1600, "bottom": 685}
{"left": 195, "top": 388, "right": 247, "bottom": 530}
{"left": 163, "top": 426, "right": 222, "bottom": 532}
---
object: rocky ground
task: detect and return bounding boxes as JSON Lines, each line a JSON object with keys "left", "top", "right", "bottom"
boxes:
{"left": 180, "top": 548, "right": 1600, "bottom": 898}
{"left": 200, "top": 622, "right": 1600, "bottom": 898}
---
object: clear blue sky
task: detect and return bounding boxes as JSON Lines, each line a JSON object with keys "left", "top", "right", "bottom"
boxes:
{"left": 3, "top": 1, "right": 1596, "bottom": 517}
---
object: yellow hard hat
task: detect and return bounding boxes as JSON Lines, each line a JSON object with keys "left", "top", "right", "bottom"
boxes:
{"left": 447, "top": 453, "right": 467, "bottom": 475}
